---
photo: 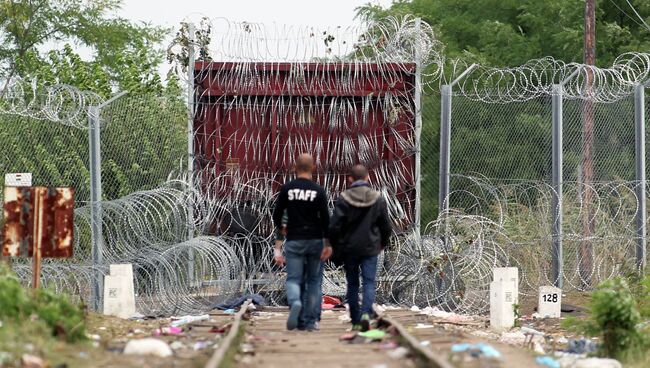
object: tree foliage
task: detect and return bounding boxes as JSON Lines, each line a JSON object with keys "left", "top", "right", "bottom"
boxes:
{"left": 0, "top": 0, "right": 169, "bottom": 96}
{"left": 357, "top": 0, "right": 650, "bottom": 67}
{"left": 0, "top": 0, "right": 187, "bottom": 203}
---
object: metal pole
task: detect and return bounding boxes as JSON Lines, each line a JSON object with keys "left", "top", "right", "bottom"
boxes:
{"left": 187, "top": 23, "right": 196, "bottom": 284}
{"left": 438, "top": 84, "right": 451, "bottom": 217}
{"left": 551, "top": 84, "right": 564, "bottom": 288}
{"left": 89, "top": 105, "right": 103, "bottom": 311}
{"left": 635, "top": 84, "right": 646, "bottom": 272}
{"left": 437, "top": 64, "right": 478, "bottom": 218}
{"left": 413, "top": 17, "right": 422, "bottom": 238}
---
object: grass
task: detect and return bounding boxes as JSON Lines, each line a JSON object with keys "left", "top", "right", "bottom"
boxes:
{"left": 0, "top": 321, "right": 97, "bottom": 367}
{"left": 218, "top": 322, "right": 247, "bottom": 368}
{"left": 0, "top": 264, "right": 87, "bottom": 342}
{"left": 0, "top": 263, "right": 91, "bottom": 366}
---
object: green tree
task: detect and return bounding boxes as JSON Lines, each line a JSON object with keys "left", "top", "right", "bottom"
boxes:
{"left": 357, "top": 0, "right": 650, "bottom": 67}
{"left": 0, "top": 0, "right": 167, "bottom": 97}
{"left": 0, "top": 0, "right": 188, "bottom": 203}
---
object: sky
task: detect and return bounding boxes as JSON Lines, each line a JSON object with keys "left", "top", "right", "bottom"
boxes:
{"left": 112, "top": 0, "right": 394, "bottom": 77}
{"left": 116, "top": 0, "right": 393, "bottom": 28}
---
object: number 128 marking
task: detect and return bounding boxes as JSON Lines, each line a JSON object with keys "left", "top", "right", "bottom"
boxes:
{"left": 543, "top": 293, "right": 558, "bottom": 303}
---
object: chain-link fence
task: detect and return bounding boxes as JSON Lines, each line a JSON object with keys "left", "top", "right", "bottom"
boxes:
{"left": 0, "top": 91, "right": 193, "bottom": 311}
{"left": 99, "top": 94, "right": 188, "bottom": 200}
{"left": 0, "top": 115, "right": 91, "bottom": 205}
{"left": 0, "top": 93, "right": 187, "bottom": 205}
{"left": 2, "top": 17, "right": 650, "bottom": 314}
{"left": 429, "top": 86, "right": 648, "bottom": 294}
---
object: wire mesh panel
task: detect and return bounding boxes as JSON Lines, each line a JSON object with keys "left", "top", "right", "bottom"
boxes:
{"left": 562, "top": 97, "right": 637, "bottom": 290}
{"left": 443, "top": 91, "right": 643, "bottom": 294}
{"left": 99, "top": 95, "right": 188, "bottom": 200}
{"left": 450, "top": 96, "right": 553, "bottom": 185}
{"left": 420, "top": 91, "right": 440, "bottom": 226}
{"left": 0, "top": 115, "right": 91, "bottom": 204}
{"left": 442, "top": 95, "right": 553, "bottom": 295}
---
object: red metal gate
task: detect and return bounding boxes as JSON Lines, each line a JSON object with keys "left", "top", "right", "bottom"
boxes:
{"left": 193, "top": 62, "right": 416, "bottom": 233}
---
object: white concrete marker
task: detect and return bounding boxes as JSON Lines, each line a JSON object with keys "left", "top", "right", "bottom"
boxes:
{"left": 110, "top": 263, "right": 135, "bottom": 301}
{"left": 538, "top": 285, "right": 562, "bottom": 318}
{"left": 492, "top": 267, "right": 519, "bottom": 304}
{"left": 490, "top": 280, "right": 516, "bottom": 331}
{"left": 103, "top": 264, "right": 136, "bottom": 319}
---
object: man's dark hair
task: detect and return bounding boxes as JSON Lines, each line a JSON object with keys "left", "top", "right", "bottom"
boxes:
{"left": 295, "top": 153, "right": 314, "bottom": 173}
{"left": 350, "top": 164, "right": 369, "bottom": 181}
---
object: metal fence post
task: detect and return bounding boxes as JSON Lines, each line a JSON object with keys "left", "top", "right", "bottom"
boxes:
{"left": 413, "top": 17, "right": 422, "bottom": 239}
{"left": 438, "top": 84, "right": 451, "bottom": 217}
{"left": 438, "top": 64, "right": 478, "bottom": 218}
{"left": 89, "top": 90, "right": 128, "bottom": 311}
{"left": 635, "top": 84, "right": 646, "bottom": 272}
{"left": 88, "top": 105, "right": 103, "bottom": 311}
{"left": 551, "top": 84, "right": 564, "bottom": 288}
{"left": 187, "top": 23, "right": 196, "bottom": 284}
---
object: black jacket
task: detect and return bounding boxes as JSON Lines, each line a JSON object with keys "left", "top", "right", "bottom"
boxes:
{"left": 329, "top": 184, "right": 392, "bottom": 261}
{"left": 272, "top": 178, "right": 329, "bottom": 240}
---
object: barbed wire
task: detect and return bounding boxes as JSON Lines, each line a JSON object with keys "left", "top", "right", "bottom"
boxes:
{"left": 10, "top": 171, "right": 638, "bottom": 316}
{"left": 0, "top": 78, "right": 103, "bottom": 128}
{"left": 173, "top": 15, "right": 444, "bottom": 79}
{"left": 446, "top": 52, "right": 650, "bottom": 103}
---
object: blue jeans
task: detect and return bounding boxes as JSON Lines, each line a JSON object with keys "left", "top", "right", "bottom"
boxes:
{"left": 284, "top": 239, "right": 323, "bottom": 328}
{"left": 299, "top": 261, "right": 324, "bottom": 327}
{"left": 344, "top": 255, "right": 378, "bottom": 325}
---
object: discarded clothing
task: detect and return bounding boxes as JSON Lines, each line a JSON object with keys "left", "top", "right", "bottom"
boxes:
{"left": 567, "top": 339, "right": 598, "bottom": 354}
{"left": 536, "top": 356, "right": 560, "bottom": 368}
{"left": 213, "top": 294, "right": 266, "bottom": 310}
{"left": 323, "top": 295, "right": 342, "bottom": 306}
{"left": 358, "top": 329, "right": 387, "bottom": 340}
{"left": 451, "top": 343, "right": 501, "bottom": 359}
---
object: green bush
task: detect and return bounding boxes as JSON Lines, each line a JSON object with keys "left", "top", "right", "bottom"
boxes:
{"left": 629, "top": 274, "right": 650, "bottom": 319}
{"left": 0, "top": 266, "right": 30, "bottom": 319}
{"left": 32, "top": 288, "right": 87, "bottom": 342}
{"left": 0, "top": 265, "right": 86, "bottom": 343}
{"left": 565, "top": 277, "right": 645, "bottom": 359}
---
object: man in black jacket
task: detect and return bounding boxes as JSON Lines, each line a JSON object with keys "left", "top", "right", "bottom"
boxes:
{"left": 329, "top": 164, "right": 392, "bottom": 331}
{"left": 272, "top": 154, "right": 332, "bottom": 331}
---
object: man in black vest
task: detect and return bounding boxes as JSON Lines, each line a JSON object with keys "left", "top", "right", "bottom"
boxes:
{"left": 273, "top": 154, "right": 331, "bottom": 331}
{"left": 329, "top": 164, "right": 392, "bottom": 331}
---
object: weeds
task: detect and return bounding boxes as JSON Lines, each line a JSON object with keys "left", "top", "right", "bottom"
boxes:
{"left": 563, "top": 276, "right": 649, "bottom": 361}
{"left": 0, "top": 264, "right": 86, "bottom": 343}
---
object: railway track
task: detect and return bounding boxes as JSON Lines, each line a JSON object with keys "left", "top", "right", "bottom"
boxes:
{"left": 206, "top": 303, "right": 455, "bottom": 368}
{"left": 206, "top": 305, "right": 542, "bottom": 368}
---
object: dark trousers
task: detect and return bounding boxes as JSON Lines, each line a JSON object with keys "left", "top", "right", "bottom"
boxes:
{"left": 343, "top": 255, "right": 378, "bottom": 324}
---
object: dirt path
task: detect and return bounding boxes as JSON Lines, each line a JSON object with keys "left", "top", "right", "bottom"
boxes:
{"left": 237, "top": 309, "right": 413, "bottom": 368}
{"left": 78, "top": 312, "right": 238, "bottom": 368}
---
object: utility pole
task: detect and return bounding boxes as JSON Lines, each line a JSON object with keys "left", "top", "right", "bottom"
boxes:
{"left": 581, "top": 0, "right": 596, "bottom": 289}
